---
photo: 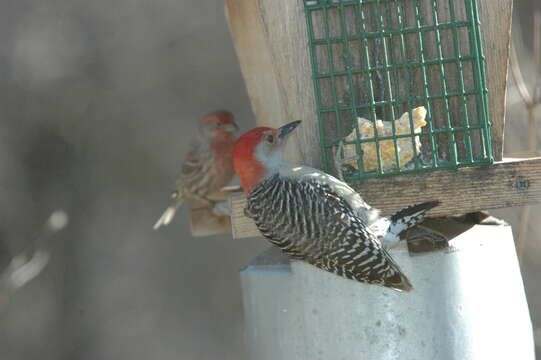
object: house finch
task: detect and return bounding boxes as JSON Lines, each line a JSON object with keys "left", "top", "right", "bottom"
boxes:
{"left": 153, "top": 110, "right": 239, "bottom": 229}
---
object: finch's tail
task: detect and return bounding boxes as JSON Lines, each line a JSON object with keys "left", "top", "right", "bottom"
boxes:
{"left": 153, "top": 192, "right": 184, "bottom": 230}
{"left": 388, "top": 200, "right": 440, "bottom": 236}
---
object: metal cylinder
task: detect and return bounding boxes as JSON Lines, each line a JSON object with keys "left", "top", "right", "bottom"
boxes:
{"left": 241, "top": 223, "right": 535, "bottom": 360}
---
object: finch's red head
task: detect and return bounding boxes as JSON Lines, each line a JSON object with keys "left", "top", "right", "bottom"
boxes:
{"left": 199, "top": 110, "right": 239, "bottom": 140}
{"left": 233, "top": 120, "right": 301, "bottom": 193}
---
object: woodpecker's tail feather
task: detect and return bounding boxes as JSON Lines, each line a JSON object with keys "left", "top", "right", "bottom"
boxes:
{"left": 385, "top": 272, "right": 413, "bottom": 292}
{"left": 388, "top": 200, "right": 440, "bottom": 235}
{"left": 378, "top": 246, "right": 414, "bottom": 292}
{"left": 153, "top": 195, "right": 184, "bottom": 230}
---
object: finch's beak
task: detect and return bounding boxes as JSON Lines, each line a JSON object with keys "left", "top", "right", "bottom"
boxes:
{"left": 278, "top": 120, "right": 301, "bottom": 140}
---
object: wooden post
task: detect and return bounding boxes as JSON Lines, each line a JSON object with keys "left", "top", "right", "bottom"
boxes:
{"left": 189, "top": 189, "right": 236, "bottom": 237}
{"left": 477, "top": 0, "right": 513, "bottom": 160}
{"left": 230, "top": 153, "right": 541, "bottom": 239}
{"left": 225, "top": 0, "right": 321, "bottom": 167}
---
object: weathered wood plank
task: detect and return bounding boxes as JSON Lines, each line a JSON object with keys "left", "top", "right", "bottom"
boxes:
{"left": 230, "top": 155, "right": 541, "bottom": 239}
{"left": 478, "top": 0, "right": 513, "bottom": 160}
{"left": 225, "top": 0, "right": 321, "bottom": 167}
{"left": 190, "top": 207, "right": 231, "bottom": 237}
{"left": 189, "top": 188, "right": 237, "bottom": 237}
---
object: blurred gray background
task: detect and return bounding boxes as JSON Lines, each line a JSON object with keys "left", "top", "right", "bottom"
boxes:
{"left": 0, "top": 1, "right": 538, "bottom": 359}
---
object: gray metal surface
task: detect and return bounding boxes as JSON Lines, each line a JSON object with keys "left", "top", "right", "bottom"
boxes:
{"left": 241, "top": 224, "right": 535, "bottom": 360}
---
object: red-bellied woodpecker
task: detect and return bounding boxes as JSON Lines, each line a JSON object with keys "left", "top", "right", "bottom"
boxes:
{"left": 154, "top": 110, "right": 239, "bottom": 229}
{"left": 233, "top": 120, "right": 439, "bottom": 291}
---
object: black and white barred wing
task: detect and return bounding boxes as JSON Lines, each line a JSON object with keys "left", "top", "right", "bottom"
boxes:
{"left": 246, "top": 175, "right": 412, "bottom": 291}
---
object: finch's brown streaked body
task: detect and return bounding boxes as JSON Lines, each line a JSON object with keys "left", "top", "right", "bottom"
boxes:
{"left": 154, "top": 110, "right": 238, "bottom": 229}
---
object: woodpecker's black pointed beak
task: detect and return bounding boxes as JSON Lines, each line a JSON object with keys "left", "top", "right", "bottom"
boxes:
{"left": 278, "top": 120, "right": 301, "bottom": 140}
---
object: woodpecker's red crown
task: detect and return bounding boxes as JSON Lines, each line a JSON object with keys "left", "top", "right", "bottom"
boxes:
{"left": 233, "top": 121, "right": 301, "bottom": 192}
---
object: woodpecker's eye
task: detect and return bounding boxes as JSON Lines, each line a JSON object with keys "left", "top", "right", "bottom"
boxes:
{"left": 266, "top": 135, "right": 275, "bottom": 144}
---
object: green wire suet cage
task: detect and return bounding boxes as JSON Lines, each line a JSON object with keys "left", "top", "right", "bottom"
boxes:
{"left": 303, "top": 0, "right": 493, "bottom": 180}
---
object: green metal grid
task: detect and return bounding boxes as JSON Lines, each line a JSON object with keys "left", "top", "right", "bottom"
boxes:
{"left": 303, "top": 0, "right": 493, "bottom": 181}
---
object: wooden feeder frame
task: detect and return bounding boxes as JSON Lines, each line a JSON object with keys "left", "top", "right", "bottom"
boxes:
{"left": 202, "top": 0, "right": 540, "bottom": 240}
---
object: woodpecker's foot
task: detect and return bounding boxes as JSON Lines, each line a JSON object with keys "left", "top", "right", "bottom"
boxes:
{"left": 243, "top": 207, "right": 252, "bottom": 219}
{"left": 333, "top": 141, "right": 362, "bottom": 181}
{"left": 212, "top": 201, "right": 231, "bottom": 217}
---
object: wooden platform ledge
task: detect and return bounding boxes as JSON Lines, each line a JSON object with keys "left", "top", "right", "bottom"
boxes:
{"left": 230, "top": 154, "right": 541, "bottom": 239}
